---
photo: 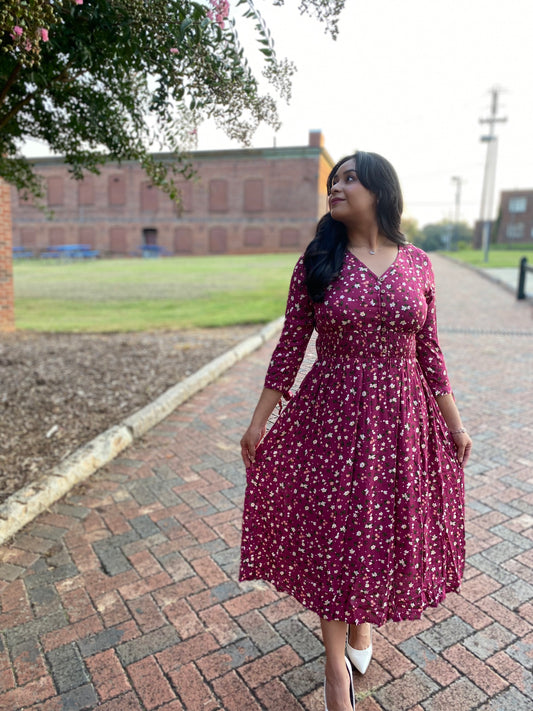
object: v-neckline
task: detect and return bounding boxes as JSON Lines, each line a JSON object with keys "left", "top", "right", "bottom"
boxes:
{"left": 347, "top": 245, "right": 401, "bottom": 280}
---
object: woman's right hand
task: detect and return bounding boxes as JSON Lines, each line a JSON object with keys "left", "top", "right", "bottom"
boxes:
{"left": 240, "top": 423, "right": 266, "bottom": 468}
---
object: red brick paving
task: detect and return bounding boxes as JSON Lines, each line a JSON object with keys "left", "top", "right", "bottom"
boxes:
{"left": 0, "top": 255, "right": 532, "bottom": 709}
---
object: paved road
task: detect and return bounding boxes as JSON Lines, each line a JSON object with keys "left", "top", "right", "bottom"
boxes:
{"left": 0, "top": 255, "right": 532, "bottom": 710}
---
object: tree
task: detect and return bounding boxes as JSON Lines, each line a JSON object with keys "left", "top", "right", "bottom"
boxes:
{"left": 400, "top": 216, "right": 423, "bottom": 245}
{"left": 0, "top": 0, "right": 345, "bottom": 331}
{"left": 1, "top": 0, "right": 346, "bottom": 201}
{"left": 412, "top": 220, "right": 473, "bottom": 252}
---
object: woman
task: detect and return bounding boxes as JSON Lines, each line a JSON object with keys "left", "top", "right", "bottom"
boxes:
{"left": 239, "top": 151, "right": 471, "bottom": 711}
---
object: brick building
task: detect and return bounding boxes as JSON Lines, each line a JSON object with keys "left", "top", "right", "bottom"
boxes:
{"left": 495, "top": 189, "right": 533, "bottom": 244}
{"left": 11, "top": 131, "right": 334, "bottom": 256}
{"left": 0, "top": 178, "right": 15, "bottom": 331}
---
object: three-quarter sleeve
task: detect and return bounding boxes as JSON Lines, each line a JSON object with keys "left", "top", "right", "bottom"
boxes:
{"left": 264, "top": 257, "right": 315, "bottom": 396}
{"left": 415, "top": 255, "right": 453, "bottom": 397}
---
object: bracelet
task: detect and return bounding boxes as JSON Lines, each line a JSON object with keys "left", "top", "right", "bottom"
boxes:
{"left": 450, "top": 427, "right": 467, "bottom": 435}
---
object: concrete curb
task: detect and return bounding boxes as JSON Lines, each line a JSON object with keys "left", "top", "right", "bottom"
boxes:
{"left": 0, "top": 317, "right": 284, "bottom": 545}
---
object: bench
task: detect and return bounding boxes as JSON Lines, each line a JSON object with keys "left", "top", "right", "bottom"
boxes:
{"left": 132, "top": 244, "right": 172, "bottom": 258}
{"left": 40, "top": 244, "right": 100, "bottom": 260}
{"left": 12, "top": 246, "right": 35, "bottom": 259}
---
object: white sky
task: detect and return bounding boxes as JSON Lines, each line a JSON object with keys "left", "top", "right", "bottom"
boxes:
{"left": 198, "top": 0, "right": 533, "bottom": 227}
{"left": 22, "top": 0, "right": 533, "bottom": 228}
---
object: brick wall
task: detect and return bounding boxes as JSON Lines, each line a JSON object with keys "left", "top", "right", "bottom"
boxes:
{"left": 0, "top": 178, "right": 15, "bottom": 332}
{"left": 496, "top": 190, "right": 533, "bottom": 244}
{"left": 11, "top": 133, "right": 335, "bottom": 256}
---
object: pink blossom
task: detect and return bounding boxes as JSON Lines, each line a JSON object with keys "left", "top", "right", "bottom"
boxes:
{"left": 207, "top": 0, "right": 229, "bottom": 27}
{"left": 74, "top": 0, "right": 83, "bottom": 4}
{"left": 169, "top": 47, "right": 179, "bottom": 54}
{"left": 40, "top": 28, "right": 49, "bottom": 42}
{"left": 13, "top": 26, "right": 23, "bottom": 36}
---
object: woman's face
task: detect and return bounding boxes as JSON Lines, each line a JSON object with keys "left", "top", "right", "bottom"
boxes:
{"left": 328, "top": 159, "right": 377, "bottom": 226}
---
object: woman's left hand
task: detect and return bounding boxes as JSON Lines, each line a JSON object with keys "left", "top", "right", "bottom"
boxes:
{"left": 452, "top": 431, "right": 472, "bottom": 466}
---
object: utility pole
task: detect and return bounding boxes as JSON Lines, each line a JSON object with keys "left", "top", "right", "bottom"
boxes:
{"left": 451, "top": 175, "right": 463, "bottom": 250}
{"left": 479, "top": 87, "right": 507, "bottom": 262}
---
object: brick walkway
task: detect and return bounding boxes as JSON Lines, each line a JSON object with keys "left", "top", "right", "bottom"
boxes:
{"left": 1, "top": 255, "right": 532, "bottom": 711}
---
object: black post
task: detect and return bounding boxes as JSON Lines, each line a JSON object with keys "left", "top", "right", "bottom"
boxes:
{"left": 517, "top": 257, "right": 528, "bottom": 300}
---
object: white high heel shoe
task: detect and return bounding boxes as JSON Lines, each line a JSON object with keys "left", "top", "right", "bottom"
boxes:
{"left": 324, "top": 655, "right": 355, "bottom": 710}
{"left": 346, "top": 625, "right": 372, "bottom": 675}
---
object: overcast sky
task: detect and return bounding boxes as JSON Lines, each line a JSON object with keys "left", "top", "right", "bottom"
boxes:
{"left": 197, "top": 0, "right": 533, "bottom": 227}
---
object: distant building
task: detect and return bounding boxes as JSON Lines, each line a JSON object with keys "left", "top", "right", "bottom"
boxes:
{"left": 495, "top": 189, "right": 533, "bottom": 245}
{"left": 11, "top": 131, "right": 334, "bottom": 256}
{"left": 473, "top": 189, "right": 533, "bottom": 248}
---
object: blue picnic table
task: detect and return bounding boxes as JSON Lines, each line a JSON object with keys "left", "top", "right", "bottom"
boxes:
{"left": 12, "top": 246, "right": 35, "bottom": 259}
{"left": 40, "top": 244, "right": 100, "bottom": 260}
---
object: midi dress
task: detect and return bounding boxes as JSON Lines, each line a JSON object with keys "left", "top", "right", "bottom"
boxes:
{"left": 239, "top": 243, "right": 465, "bottom": 626}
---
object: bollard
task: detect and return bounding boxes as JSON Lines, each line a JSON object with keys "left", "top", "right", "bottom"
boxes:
{"left": 517, "top": 256, "right": 528, "bottom": 300}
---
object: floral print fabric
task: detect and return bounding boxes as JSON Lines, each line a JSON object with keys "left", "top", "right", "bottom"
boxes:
{"left": 239, "top": 244, "right": 465, "bottom": 625}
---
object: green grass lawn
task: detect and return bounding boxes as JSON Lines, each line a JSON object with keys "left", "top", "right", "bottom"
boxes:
{"left": 440, "top": 246, "right": 533, "bottom": 268}
{"left": 13, "top": 254, "right": 300, "bottom": 332}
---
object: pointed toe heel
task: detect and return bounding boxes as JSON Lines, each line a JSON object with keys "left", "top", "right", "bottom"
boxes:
{"left": 346, "top": 626, "right": 372, "bottom": 675}
{"left": 346, "top": 639, "right": 372, "bottom": 674}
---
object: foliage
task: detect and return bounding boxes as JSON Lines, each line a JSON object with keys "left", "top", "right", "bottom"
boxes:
{"left": 410, "top": 219, "right": 474, "bottom": 253}
{"left": 401, "top": 216, "right": 423, "bottom": 245}
{"left": 1, "top": 1, "right": 56, "bottom": 64}
{"left": 0, "top": 0, "right": 345, "bottom": 202}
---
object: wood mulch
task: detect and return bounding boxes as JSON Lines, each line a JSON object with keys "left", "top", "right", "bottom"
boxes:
{"left": 0, "top": 326, "right": 258, "bottom": 504}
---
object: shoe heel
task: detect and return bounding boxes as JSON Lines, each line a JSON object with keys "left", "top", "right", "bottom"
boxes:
{"left": 346, "top": 625, "right": 373, "bottom": 675}
{"left": 324, "top": 657, "right": 355, "bottom": 710}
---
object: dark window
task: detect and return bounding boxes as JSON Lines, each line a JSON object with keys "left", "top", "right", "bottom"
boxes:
{"left": 143, "top": 228, "right": 158, "bottom": 245}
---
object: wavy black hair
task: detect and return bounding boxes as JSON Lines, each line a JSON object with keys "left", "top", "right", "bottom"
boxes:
{"left": 303, "top": 150, "right": 407, "bottom": 302}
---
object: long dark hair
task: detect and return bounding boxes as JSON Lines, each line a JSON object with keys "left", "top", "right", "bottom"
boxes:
{"left": 304, "top": 151, "right": 407, "bottom": 302}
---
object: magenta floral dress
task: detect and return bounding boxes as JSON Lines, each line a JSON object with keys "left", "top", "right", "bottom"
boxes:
{"left": 239, "top": 243, "right": 465, "bottom": 625}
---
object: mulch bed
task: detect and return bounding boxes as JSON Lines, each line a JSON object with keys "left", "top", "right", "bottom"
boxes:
{"left": 0, "top": 326, "right": 258, "bottom": 504}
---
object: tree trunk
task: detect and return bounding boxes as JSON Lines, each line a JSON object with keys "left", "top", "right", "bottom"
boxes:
{"left": 0, "top": 178, "right": 15, "bottom": 332}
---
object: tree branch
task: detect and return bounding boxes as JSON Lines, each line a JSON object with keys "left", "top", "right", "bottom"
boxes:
{"left": 0, "top": 63, "right": 77, "bottom": 131}
{"left": 0, "top": 63, "right": 22, "bottom": 108}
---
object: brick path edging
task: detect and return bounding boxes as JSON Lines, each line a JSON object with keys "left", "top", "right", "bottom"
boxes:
{"left": 0, "top": 317, "right": 283, "bottom": 545}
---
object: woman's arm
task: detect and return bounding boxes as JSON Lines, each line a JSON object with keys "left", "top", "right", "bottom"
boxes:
{"left": 240, "top": 257, "right": 315, "bottom": 468}
{"left": 240, "top": 387, "right": 283, "bottom": 467}
{"left": 414, "top": 251, "right": 472, "bottom": 466}
{"left": 436, "top": 393, "right": 472, "bottom": 465}
{"left": 263, "top": 257, "right": 315, "bottom": 397}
